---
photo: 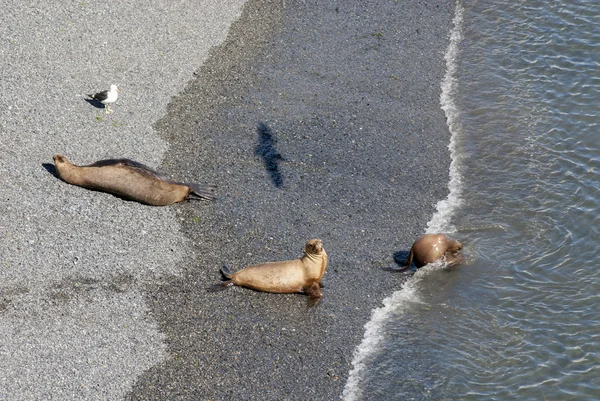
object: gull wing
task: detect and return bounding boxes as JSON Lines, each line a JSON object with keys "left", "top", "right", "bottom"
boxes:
{"left": 90, "top": 90, "right": 109, "bottom": 102}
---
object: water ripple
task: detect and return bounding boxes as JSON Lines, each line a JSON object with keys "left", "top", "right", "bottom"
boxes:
{"left": 362, "top": 0, "right": 600, "bottom": 399}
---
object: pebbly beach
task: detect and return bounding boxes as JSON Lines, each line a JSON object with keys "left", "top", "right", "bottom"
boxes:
{"left": 0, "top": 0, "right": 454, "bottom": 400}
{"left": 128, "top": 1, "right": 455, "bottom": 400}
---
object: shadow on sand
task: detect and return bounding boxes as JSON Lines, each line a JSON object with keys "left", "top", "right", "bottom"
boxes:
{"left": 84, "top": 98, "right": 106, "bottom": 109}
{"left": 42, "top": 163, "right": 58, "bottom": 177}
{"left": 255, "top": 122, "right": 285, "bottom": 188}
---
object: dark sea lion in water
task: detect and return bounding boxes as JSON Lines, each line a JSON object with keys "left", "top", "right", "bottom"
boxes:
{"left": 398, "top": 233, "right": 463, "bottom": 272}
{"left": 209, "top": 239, "right": 328, "bottom": 304}
{"left": 52, "top": 154, "right": 215, "bottom": 206}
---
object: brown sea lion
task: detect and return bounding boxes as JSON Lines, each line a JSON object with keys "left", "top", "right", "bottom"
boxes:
{"left": 52, "top": 154, "right": 215, "bottom": 206}
{"left": 209, "top": 239, "right": 328, "bottom": 304}
{"left": 399, "top": 233, "right": 463, "bottom": 272}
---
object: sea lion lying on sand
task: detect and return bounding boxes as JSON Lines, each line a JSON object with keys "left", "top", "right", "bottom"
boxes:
{"left": 397, "top": 233, "right": 463, "bottom": 272}
{"left": 209, "top": 239, "right": 328, "bottom": 305}
{"left": 52, "top": 154, "right": 215, "bottom": 205}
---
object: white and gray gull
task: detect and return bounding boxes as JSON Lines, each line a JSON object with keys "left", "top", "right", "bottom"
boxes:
{"left": 88, "top": 84, "right": 119, "bottom": 113}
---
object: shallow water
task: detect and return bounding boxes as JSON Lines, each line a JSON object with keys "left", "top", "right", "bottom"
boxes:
{"left": 345, "top": 0, "right": 600, "bottom": 399}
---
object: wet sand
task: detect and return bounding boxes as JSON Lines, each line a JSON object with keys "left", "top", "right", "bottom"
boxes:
{"left": 128, "top": 1, "right": 454, "bottom": 400}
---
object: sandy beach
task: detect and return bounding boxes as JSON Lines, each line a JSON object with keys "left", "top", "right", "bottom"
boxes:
{"left": 128, "top": 1, "right": 454, "bottom": 400}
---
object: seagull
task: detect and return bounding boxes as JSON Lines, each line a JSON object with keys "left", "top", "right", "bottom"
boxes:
{"left": 88, "top": 84, "right": 120, "bottom": 113}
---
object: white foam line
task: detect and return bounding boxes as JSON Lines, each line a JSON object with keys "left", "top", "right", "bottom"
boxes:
{"left": 428, "top": 1, "right": 465, "bottom": 235}
{"left": 341, "top": 3, "right": 465, "bottom": 400}
{"left": 341, "top": 274, "right": 423, "bottom": 401}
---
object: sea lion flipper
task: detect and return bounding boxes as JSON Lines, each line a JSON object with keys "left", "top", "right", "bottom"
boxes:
{"left": 121, "top": 159, "right": 159, "bottom": 171}
{"left": 392, "top": 266, "right": 414, "bottom": 274}
{"left": 185, "top": 183, "right": 216, "bottom": 201}
{"left": 220, "top": 264, "right": 233, "bottom": 279}
{"left": 305, "top": 281, "right": 323, "bottom": 307}
{"left": 85, "top": 159, "right": 126, "bottom": 168}
{"left": 86, "top": 159, "right": 164, "bottom": 176}
{"left": 402, "top": 246, "right": 414, "bottom": 271}
{"left": 85, "top": 159, "right": 164, "bottom": 177}
{"left": 119, "top": 160, "right": 168, "bottom": 180}
{"left": 206, "top": 265, "right": 236, "bottom": 292}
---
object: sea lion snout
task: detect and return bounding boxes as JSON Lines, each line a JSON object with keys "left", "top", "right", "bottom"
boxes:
{"left": 53, "top": 154, "right": 67, "bottom": 164}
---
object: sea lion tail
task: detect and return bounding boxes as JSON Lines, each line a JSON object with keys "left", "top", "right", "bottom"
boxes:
{"left": 206, "top": 265, "right": 235, "bottom": 292}
{"left": 186, "top": 183, "right": 216, "bottom": 201}
{"left": 402, "top": 247, "right": 415, "bottom": 271}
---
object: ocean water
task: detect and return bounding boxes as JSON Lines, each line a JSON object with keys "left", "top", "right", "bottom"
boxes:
{"left": 344, "top": 1, "right": 600, "bottom": 400}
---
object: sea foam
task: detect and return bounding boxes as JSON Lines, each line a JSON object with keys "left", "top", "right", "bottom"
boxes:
{"left": 341, "top": 274, "right": 422, "bottom": 401}
{"left": 341, "top": 3, "right": 465, "bottom": 400}
{"left": 427, "top": 1, "right": 464, "bottom": 235}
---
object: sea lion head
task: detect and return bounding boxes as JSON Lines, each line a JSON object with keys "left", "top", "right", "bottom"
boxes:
{"left": 53, "top": 154, "right": 70, "bottom": 166}
{"left": 445, "top": 236, "right": 463, "bottom": 252}
{"left": 304, "top": 239, "right": 324, "bottom": 255}
{"left": 52, "top": 154, "right": 76, "bottom": 180}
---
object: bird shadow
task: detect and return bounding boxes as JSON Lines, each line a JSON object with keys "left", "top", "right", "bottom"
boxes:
{"left": 42, "top": 163, "right": 58, "bottom": 178}
{"left": 255, "top": 122, "right": 284, "bottom": 188}
{"left": 84, "top": 98, "right": 105, "bottom": 109}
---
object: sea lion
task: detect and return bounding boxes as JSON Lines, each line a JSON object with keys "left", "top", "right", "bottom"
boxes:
{"left": 399, "top": 233, "right": 463, "bottom": 272}
{"left": 52, "top": 154, "right": 215, "bottom": 205}
{"left": 209, "top": 239, "right": 328, "bottom": 304}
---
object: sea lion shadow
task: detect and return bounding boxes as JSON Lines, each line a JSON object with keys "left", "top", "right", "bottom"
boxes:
{"left": 42, "top": 163, "right": 58, "bottom": 177}
{"left": 84, "top": 98, "right": 105, "bottom": 109}
{"left": 393, "top": 250, "right": 410, "bottom": 266}
{"left": 255, "top": 122, "right": 284, "bottom": 188}
{"left": 381, "top": 250, "right": 413, "bottom": 274}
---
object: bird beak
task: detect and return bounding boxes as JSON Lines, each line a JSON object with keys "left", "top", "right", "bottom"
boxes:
{"left": 116, "top": 88, "right": 120, "bottom": 92}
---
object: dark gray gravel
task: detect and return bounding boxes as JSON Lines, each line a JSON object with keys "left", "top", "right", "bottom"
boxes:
{"left": 127, "top": 1, "right": 454, "bottom": 400}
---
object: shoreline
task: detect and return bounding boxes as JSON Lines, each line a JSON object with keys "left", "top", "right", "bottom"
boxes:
{"left": 128, "top": 1, "right": 455, "bottom": 399}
